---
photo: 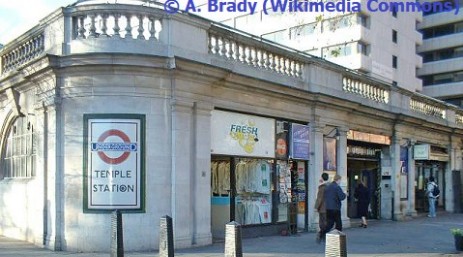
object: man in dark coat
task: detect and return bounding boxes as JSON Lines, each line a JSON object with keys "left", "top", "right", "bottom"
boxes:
{"left": 322, "top": 174, "right": 347, "bottom": 237}
{"left": 314, "top": 172, "right": 329, "bottom": 243}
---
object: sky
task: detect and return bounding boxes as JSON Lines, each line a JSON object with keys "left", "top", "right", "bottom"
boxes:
{"left": 0, "top": 0, "right": 75, "bottom": 45}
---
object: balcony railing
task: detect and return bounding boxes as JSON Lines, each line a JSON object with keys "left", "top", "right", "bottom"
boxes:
{"left": 342, "top": 76, "right": 389, "bottom": 104}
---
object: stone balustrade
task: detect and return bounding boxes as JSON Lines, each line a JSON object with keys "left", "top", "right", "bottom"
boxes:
{"left": 342, "top": 76, "right": 389, "bottom": 104}
{"left": 208, "top": 28, "right": 303, "bottom": 78}
{"left": 456, "top": 113, "right": 463, "bottom": 125}
{"left": 72, "top": 7, "right": 162, "bottom": 41}
{"left": 410, "top": 97, "right": 446, "bottom": 119}
{"left": 1, "top": 33, "right": 45, "bottom": 74}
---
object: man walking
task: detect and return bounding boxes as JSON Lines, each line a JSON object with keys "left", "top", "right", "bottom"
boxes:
{"left": 426, "top": 176, "right": 439, "bottom": 218}
{"left": 322, "top": 174, "right": 347, "bottom": 237}
{"left": 314, "top": 172, "right": 329, "bottom": 243}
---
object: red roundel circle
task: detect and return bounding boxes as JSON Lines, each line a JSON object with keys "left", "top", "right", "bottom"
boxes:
{"left": 97, "top": 129, "right": 131, "bottom": 165}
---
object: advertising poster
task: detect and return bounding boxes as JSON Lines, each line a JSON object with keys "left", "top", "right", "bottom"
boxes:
{"left": 290, "top": 123, "right": 310, "bottom": 160}
{"left": 323, "top": 138, "right": 337, "bottom": 171}
{"left": 84, "top": 114, "right": 145, "bottom": 211}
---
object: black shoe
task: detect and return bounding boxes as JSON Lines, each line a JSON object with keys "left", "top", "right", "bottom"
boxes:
{"left": 362, "top": 224, "right": 367, "bottom": 228}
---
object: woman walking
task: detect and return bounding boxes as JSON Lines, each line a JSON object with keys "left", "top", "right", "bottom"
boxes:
{"left": 354, "top": 180, "right": 370, "bottom": 228}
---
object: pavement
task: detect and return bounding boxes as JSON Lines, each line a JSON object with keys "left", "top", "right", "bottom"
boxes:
{"left": 1, "top": 212, "right": 463, "bottom": 257}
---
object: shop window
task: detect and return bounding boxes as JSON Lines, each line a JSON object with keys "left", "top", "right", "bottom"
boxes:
{"left": 2, "top": 116, "right": 36, "bottom": 178}
{"left": 235, "top": 158, "right": 273, "bottom": 225}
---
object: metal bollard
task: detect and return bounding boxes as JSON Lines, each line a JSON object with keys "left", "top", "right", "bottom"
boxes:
{"left": 224, "top": 221, "right": 243, "bottom": 257}
{"left": 159, "top": 215, "right": 174, "bottom": 257}
{"left": 110, "top": 210, "right": 124, "bottom": 257}
{"left": 325, "top": 229, "right": 347, "bottom": 257}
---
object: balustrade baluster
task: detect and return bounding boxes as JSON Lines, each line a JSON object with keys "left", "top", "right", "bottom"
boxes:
{"left": 214, "top": 36, "right": 220, "bottom": 55}
{"left": 287, "top": 60, "right": 293, "bottom": 76}
{"left": 125, "top": 14, "right": 133, "bottom": 39}
{"left": 220, "top": 37, "right": 227, "bottom": 57}
{"left": 259, "top": 50, "right": 264, "bottom": 68}
{"left": 265, "top": 52, "right": 271, "bottom": 69}
{"left": 282, "top": 58, "right": 287, "bottom": 75}
{"left": 137, "top": 15, "right": 145, "bottom": 39}
{"left": 247, "top": 47, "right": 253, "bottom": 65}
{"left": 207, "top": 35, "right": 213, "bottom": 54}
{"left": 149, "top": 17, "right": 157, "bottom": 40}
{"left": 101, "top": 14, "right": 109, "bottom": 37}
{"left": 113, "top": 14, "right": 121, "bottom": 38}
{"left": 234, "top": 42, "right": 240, "bottom": 61}
{"left": 88, "top": 14, "right": 98, "bottom": 38}
{"left": 78, "top": 16, "right": 86, "bottom": 38}
{"left": 229, "top": 41, "right": 234, "bottom": 60}
{"left": 240, "top": 45, "right": 246, "bottom": 63}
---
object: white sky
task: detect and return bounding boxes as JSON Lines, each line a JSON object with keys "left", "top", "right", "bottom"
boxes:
{"left": 0, "top": 0, "right": 75, "bottom": 45}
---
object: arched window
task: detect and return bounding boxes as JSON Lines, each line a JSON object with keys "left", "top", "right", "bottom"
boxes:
{"left": 2, "top": 116, "right": 36, "bottom": 178}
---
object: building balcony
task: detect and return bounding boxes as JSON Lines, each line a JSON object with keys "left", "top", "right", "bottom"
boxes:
{"left": 418, "top": 33, "right": 463, "bottom": 53}
{"left": 422, "top": 81, "right": 463, "bottom": 99}
{"left": 418, "top": 57, "right": 463, "bottom": 76}
{"left": 418, "top": 8, "right": 463, "bottom": 29}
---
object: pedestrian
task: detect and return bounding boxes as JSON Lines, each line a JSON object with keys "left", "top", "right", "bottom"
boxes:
{"left": 314, "top": 172, "right": 329, "bottom": 243}
{"left": 321, "top": 174, "right": 347, "bottom": 238}
{"left": 354, "top": 180, "right": 370, "bottom": 228}
{"left": 426, "top": 176, "right": 439, "bottom": 218}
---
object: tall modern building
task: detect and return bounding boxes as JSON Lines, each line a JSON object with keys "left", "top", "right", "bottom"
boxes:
{"left": 194, "top": 0, "right": 423, "bottom": 92}
{"left": 417, "top": 0, "right": 463, "bottom": 106}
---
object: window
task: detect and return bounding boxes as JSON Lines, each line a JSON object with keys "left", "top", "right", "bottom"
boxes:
{"left": 323, "top": 43, "right": 354, "bottom": 58}
{"left": 422, "top": 71, "right": 463, "bottom": 86}
{"left": 392, "top": 55, "right": 398, "bottom": 68}
{"left": 289, "top": 23, "right": 317, "bottom": 40}
{"left": 262, "top": 30, "right": 287, "bottom": 44}
{"left": 357, "top": 14, "right": 369, "bottom": 28}
{"left": 357, "top": 42, "right": 370, "bottom": 56}
{"left": 2, "top": 116, "right": 36, "bottom": 178}
{"left": 392, "top": 81, "right": 398, "bottom": 86}
{"left": 392, "top": 30, "right": 397, "bottom": 43}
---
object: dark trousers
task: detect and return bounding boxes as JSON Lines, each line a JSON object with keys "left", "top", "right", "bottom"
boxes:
{"left": 317, "top": 212, "right": 327, "bottom": 239}
{"left": 322, "top": 209, "right": 342, "bottom": 238}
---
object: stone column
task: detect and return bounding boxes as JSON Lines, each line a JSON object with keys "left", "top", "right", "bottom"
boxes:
{"left": 407, "top": 139, "right": 417, "bottom": 217}
{"left": 336, "top": 127, "right": 349, "bottom": 227}
{"left": 308, "top": 123, "right": 324, "bottom": 229}
{"left": 391, "top": 137, "right": 403, "bottom": 221}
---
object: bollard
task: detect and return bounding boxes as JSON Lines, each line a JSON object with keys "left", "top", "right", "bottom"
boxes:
{"left": 159, "top": 215, "right": 174, "bottom": 257}
{"left": 110, "top": 210, "right": 124, "bottom": 257}
{"left": 224, "top": 221, "right": 243, "bottom": 257}
{"left": 325, "top": 229, "right": 347, "bottom": 257}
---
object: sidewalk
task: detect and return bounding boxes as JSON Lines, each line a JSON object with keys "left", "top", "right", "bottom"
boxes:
{"left": 1, "top": 213, "right": 462, "bottom": 257}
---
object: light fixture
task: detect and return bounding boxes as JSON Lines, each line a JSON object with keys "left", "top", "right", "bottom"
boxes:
{"left": 326, "top": 128, "right": 340, "bottom": 141}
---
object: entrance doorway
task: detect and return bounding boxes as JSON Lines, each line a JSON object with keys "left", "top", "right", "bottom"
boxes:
{"left": 347, "top": 159, "right": 380, "bottom": 219}
{"left": 415, "top": 162, "right": 445, "bottom": 213}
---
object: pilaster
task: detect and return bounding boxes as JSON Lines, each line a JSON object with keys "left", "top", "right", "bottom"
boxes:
{"left": 191, "top": 102, "right": 213, "bottom": 245}
{"left": 308, "top": 122, "right": 324, "bottom": 230}
{"left": 336, "top": 127, "right": 350, "bottom": 228}
{"left": 391, "top": 137, "right": 404, "bottom": 221}
{"left": 406, "top": 139, "right": 417, "bottom": 217}
{"left": 170, "top": 99, "right": 194, "bottom": 248}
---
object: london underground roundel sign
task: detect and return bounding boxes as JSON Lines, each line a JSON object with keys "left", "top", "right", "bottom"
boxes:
{"left": 92, "top": 129, "right": 137, "bottom": 165}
